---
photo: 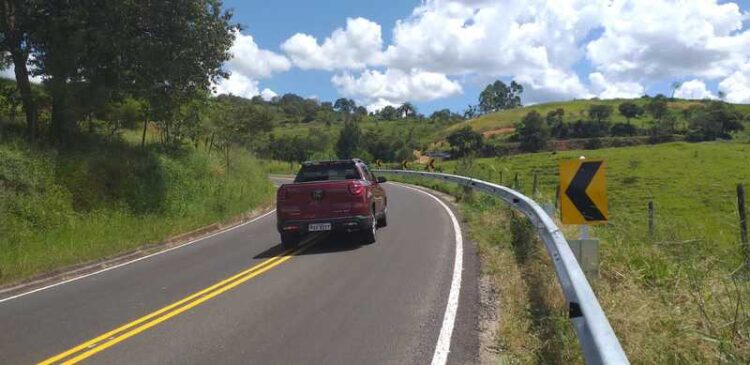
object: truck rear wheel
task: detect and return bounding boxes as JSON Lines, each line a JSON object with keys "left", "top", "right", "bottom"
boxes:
{"left": 376, "top": 209, "right": 388, "bottom": 228}
{"left": 281, "top": 232, "right": 300, "bottom": 249}
{"left": 362, "top": 211, "right": 377, "bottom": 244}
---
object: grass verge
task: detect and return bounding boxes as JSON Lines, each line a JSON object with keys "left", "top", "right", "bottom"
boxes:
{"left": 0, "top": 139, "right": 275, "bottom": 285}
{"left": 385, "top": 141, "right": 750, "bottom": 363}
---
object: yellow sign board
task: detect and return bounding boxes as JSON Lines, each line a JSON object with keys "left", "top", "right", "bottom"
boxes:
{"left": 560, "top": 159, "right": 608, "bottom": 225}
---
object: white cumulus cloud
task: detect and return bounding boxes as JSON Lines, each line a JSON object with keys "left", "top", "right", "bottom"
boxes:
{"left": 267, "top": 0, "right": 750, "bottom": 106}
{"left": 718, "top": 64, "right": 750, "bottom": 103}
{"left": 215, "top": 30, "right": 290, "bottom": 99}
{"left": 331, "top": 68, "right": 463, "bottom": 111}
{"left": 589, "top": 72, "right": 645, "bottom": 99}
{"left": 281, "top": 17, "right": 384, "bottom": 70}
{"left": 260, "top": 88, "right": 278, "bottom": 101}
{"left": 380, "top": 0, "right": 605, "bottom": 103}
{"left": 674, "top": 79, "right": 716, "bottom": 100}
{"left": 586, "top": 0, "right": 749, "bottom": 80}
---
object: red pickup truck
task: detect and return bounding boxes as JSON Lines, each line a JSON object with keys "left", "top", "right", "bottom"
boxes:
{"left": 276, "top": 159, "right": 388, "bottom": 248}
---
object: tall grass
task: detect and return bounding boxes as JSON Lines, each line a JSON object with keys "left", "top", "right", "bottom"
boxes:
{"left": 388, "top": 141, "right": 750, "bottom": 363}
{"left": 0, "top": 139, "right": 275, "bottom": 284}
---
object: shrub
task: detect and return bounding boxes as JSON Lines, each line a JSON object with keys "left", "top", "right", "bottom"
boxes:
{"left": 611, "top": 122, "right": 638, "bottom": 137}
{"left": 516, "top": 111, "right": 550, "bottom": 152}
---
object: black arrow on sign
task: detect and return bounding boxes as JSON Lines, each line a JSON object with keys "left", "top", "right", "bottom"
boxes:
{"left": 565, "top": 161, "right": 606, "bottom": 221}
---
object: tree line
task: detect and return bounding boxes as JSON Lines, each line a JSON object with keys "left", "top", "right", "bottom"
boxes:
{"left": 0, "top": 0, "right": 472, "bottom": 167}
{"left": 1, "top": 0, "right": 236, "bottom": 146}
{"left": 446, "top": 95, "right": 747, "bottom": 157}
{"left": 515, "top": 96, "right": 746, "bottom": 152}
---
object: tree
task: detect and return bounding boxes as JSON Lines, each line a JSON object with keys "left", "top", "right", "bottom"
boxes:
{"left": 0, "top": 0, "right": 37, "bottom": 140}
{"left": 430, "top": 109, "right": 453, "bottom": 122}
{"left": 545, "top": 108, "right": 565, "bottom": 126}
{"left": 670, "top": 81, "right": 682, "bottom": 98}
{"left": 446, "top": 126, "right": 483, "bottom": 157}
{"left": 611, "top": 123, "right": 637, "bottom": 137}
{"left": 23, "top": 0, "right": 235, "bottom": 146}
{"left": 545, "top": 108, "right": 566, "bottom": 138}
{"left": 353, "top": 106, "right": 368, "bottom": 118}
{"left": 645, "top": 94, "right": 669, "bottom": 121}
{"left": 687, "top": 101, "right": 745, "bottom": 141}
{"left": 210, "top": 99, "right": 273, "bottom": 166}
{"left": 397, "top": 102, "right": 416, "bottom": 119}
{"left": 618, "top": 102, "right": 644, "bottom": 124}
{"left": 315, "top": 107, "right": 335, "bottom": 126}
{"left": 516, "top": 111, "right": 549, "bottom": 152}
{"left": 102, "top": 97, "right": 145, "bottom": 138}
{"left": 588, "top": 104, "right": 613, "bottom": 123}
{"left": 334, "top": 98, "right": 355, "bottom": 115}
{"left": 335, "top": 121, "right": 362, "bottom": 159}
{"left": 463, "top": 104, "right": 479, "bottom": 119}
{"left": 362, "top": 130, "right": 399, "bottom": 162}
{"left": 378, "top": 105, "right": 398, "bottom": 120}
{"left": 478, "top": 80, "right": 523, "bottom": 114}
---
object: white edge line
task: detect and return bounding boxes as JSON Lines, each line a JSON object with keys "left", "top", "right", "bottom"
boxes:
{"left": 393, "top": 182, "right": 463, "bottom": 365}
{"left": 0, "top": 209, "right": 277, "bottom": 304}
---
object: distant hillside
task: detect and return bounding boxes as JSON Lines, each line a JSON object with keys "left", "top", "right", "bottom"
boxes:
{"left": 437, "top": 98, "right": 750, "bottom": 142}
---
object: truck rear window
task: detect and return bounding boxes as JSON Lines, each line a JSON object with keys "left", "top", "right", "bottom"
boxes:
{"left": 294, "top": 163, "right": 362, "bottom": 183}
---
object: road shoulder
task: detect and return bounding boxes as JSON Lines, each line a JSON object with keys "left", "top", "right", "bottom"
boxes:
{"left": 0, "top": 204, "right": 275, "bottom": 302}
{"left": 392, "top": 182, "right": 482, "bottom": 364}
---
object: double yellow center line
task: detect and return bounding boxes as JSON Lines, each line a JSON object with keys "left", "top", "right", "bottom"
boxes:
{"left": 39, "top": 239, "right": 318, "bottom": 364}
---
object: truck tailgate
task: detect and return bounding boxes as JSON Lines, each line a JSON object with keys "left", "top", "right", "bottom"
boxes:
{"left": 278, "top": 180, "right": 368, "bottom": 220}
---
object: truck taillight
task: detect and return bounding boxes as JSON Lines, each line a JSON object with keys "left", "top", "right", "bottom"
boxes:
{"left": 348, "top": 182, "right": 365, "bottom": 196}
{"left": 277, "top": 187, "right": 289, "bottom": 200}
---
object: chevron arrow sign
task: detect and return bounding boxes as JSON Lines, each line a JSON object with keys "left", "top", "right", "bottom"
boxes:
{"left": 559, "top": 159, "right": 608, "bottom": 225}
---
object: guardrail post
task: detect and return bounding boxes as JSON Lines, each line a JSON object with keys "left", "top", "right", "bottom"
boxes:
{"left": 648, "top": 201, "right": 655, "bottom": 237}
{"left": 738, "top": 184, "right": 748, "bottom": 267}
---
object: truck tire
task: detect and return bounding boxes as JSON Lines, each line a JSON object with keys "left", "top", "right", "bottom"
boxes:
{"left": 362, "top": 211, "right": 377, "bottom": 244}
{"left": 377, "top": 209, "right": 388, "bottom": 228}
{"left": 281, "top": 232, "right": 300, "bottom": 249}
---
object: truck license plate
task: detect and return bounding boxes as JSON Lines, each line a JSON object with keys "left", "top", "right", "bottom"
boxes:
{"left": 309, "top": 223, "right": 332, "bottom": 231}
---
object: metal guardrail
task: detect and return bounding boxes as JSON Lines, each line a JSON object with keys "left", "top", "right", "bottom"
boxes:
{"left": 376, "top": 169, "right": 629, "bottom": 365}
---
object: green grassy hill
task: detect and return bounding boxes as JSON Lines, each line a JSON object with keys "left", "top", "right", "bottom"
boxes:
{"left": 265, "top": 98, "right": 750, "bottom": 158}
{"left": 444, "top": 99, "right": 750, "bottom": 138}
{"left": 394, "top": 141, "right": 750, "bottom": 363}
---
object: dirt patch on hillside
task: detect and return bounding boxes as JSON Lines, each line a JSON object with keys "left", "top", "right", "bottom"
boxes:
{"left": 482, "top": 127, "right": 515, "bottom": 138}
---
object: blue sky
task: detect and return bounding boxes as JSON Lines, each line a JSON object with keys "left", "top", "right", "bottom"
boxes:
{"left": 217, "top": 0, "right": 750, "bottom": 114}
{"left": 223, "top": 0, "right": 419, "bottom": 105}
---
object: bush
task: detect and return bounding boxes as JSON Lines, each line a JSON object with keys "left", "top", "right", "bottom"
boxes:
{"left": 611, "top": 122, "right": 638, "bottom": 137}
{"left": 584, "top": 137, "right": 603, "bottom": 149}
{"left": 516, "top": 111, "right": 549, "bottom": 152}
{"left": 569, "top": 119, "right": 610, "bottom": 138}
{"left": 447, "top": 126, "right": 484, "bottom": 157}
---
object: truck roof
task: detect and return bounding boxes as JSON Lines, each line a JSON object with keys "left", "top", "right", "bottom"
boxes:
{"left": 302, "top": 159, "right": 365, "bottom": 166}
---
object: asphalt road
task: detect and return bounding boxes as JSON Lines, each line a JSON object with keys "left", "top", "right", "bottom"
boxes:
{"left": 0, "top": 181, "right": 479, "bottom": 364}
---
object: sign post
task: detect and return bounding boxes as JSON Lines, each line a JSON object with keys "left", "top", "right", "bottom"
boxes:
{"left": 559, "top": 158, "right": 608, "bottom": 279}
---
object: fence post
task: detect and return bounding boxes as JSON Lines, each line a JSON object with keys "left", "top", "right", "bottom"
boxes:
{"left": 738, "top": 184, "right": 748, "bottom": 266}
{"left": 648, "top": 200, "right": 655, "bottom": 237}
{"left": 532, "top": 172, "right": 538, "bottom": 197}
{"left": 499, "top": 171, "right": 503, "bottom": 185}
{"left": 555, "top": 184, "right": 560, "bottom": 210}
{"left": 513, "top": 173, "right": 519, "bottom": 191}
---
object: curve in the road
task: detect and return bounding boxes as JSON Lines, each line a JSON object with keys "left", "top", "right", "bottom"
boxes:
{"left": 0, "top": 182, "right": 475, "bottom": 365}
{"left": 395, "top": 183, "right": 463, "bottom": 365}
